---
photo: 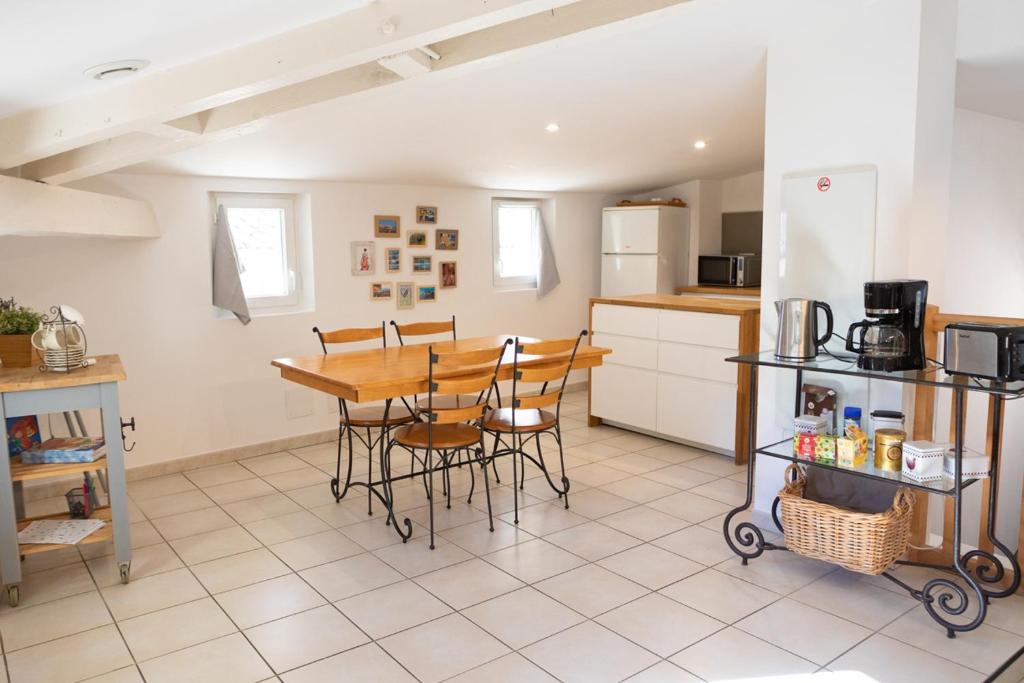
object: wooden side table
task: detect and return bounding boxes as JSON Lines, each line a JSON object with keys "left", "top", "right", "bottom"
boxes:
{"left": 0, "top": 355, "right": 131, "bottom": 605}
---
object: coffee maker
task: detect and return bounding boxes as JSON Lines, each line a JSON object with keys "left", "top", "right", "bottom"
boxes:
{"left": 846, "top": 280, "right": 928, "bottom": 371}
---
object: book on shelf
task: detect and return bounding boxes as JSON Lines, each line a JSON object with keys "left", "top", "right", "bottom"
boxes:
{"left": 21, "top": 437, "right": 106, "bottom": 464}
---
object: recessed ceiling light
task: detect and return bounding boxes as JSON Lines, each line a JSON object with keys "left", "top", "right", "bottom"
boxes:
{"left": 694, "top": 140, "right": 707, "bottom": 150}
{"left": 83, "top": 59, "right": 150, "bottom": 81}
{"left": 545, "top": 122, "right": 560, "bottom": 133}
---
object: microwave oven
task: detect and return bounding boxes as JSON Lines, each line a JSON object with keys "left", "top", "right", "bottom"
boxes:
{"left": 698, "top": 254, "right": 762, "bottom": 287}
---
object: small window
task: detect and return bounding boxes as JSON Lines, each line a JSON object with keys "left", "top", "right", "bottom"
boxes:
{"left": 215, "top": 193, "right": 300, "bottom": 310}
{"left": 492, "top": 198, "right": 540, "bottom": 290}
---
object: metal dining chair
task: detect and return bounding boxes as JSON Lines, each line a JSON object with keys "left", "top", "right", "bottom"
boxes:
{"left": 383, "top": 340, "right": 510, "bottom": 548}
{"left": 483, "top": 331, "right": 587, "bottom": 524}
{"left": 312, "top": 324, "right": 414, "bottom": 514}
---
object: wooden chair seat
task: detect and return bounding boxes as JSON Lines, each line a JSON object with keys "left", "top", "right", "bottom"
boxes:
{"left": 483, "top": 407, "right": 557, "bottom": 433}
{"left": 343, "top": 405, "right": 415, "bottom": 427}
{"left": 414, "top": 394, "right": 488, "bottom": 413}
{"left": 393, "top": 422, "right": 482, "bottom": 449}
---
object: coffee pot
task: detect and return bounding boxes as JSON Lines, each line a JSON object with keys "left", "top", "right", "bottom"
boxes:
{"left": 774, "top": 299, "right": 834, "bottom": 361}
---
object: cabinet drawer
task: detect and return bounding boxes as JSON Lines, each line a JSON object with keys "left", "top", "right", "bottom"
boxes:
{"left": 657, "top": 341, "right": 738, "bottom": 384}
{"left": 658, "top": 309, "right": 739, "bottom": 349}
{"left": 592, "top": 304, "right": 659, "bottom": 339}
{"left": 656, "top": 374, "right": 737, "bottom": 452}
{"left": 591, "top": 333, "right": 658, "bottom": 370}
{"left": 591, "top": 363, "right": 657, "bottom": 432}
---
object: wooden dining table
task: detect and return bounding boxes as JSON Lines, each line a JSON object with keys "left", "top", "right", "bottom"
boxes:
{"left": 271, "top": 333, "right": 611, "bottom": 541}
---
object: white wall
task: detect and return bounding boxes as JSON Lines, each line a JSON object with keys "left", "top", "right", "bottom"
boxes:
{"left": 721, "top": 170, "right": 764, "bottom": 213}
{"left": 0, "top": 173, "right": 610, "bottom": 468}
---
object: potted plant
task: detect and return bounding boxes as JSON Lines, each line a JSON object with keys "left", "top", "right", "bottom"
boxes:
{"left": 0, "top": 298, "right": 43, "bottom": 369}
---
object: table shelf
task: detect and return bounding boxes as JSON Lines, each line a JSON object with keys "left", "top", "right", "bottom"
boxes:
{"left": 757, "top": 437, "right": 978, "bottom": 496}
{"left": 17, "top": 506, "right": 112, "bottom": 556}
{"left": 10, "top": 455, "right": 106, "bottom": 483}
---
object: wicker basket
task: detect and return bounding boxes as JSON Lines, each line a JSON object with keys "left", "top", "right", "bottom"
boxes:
{"left": 778, "top": 464, "right": 915, "bottom": 575}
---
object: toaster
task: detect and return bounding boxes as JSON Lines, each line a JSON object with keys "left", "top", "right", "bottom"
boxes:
{"left": 944, "top": 322, "right": 1024, "bottom": 381}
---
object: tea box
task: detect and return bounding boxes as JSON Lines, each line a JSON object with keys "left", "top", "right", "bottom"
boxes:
{"left": 901, "top": 441, "right": 945, "bottom": 482}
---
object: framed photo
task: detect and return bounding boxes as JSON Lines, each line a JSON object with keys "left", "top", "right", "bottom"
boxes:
{"left": 416, "top": 206, "right": 438, "bottom": 224}
{"left": 396, "top": 282, "right": 415, "bottom": 310}
{"left": 370, "top": 282, "right": 393, "bottom": 300}
{"left": 374, "top": 215, "right": 401, "bottom": 238}
{"left": 412, "top": 255, "right": 433, "bottom": 273}
{"left": 435, "top": 229, "right": 459, "bottom": 251}
{"left": 439, "top": 261, "right": 457, "bottom": 288}
{"left": 407, "top": 231, "right": 427, "bottom": 247}
{"left": 385, "top": 247, "right": 401, "bottom": 273}
{"left": 351, "top": 241, "right": 375, "bottom": 275}
{"left": 417, "top": 285, "right": 437, "bottom": 303}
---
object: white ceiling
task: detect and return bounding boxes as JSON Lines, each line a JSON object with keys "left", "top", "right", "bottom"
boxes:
{"left": 0, "top": 0, "right": 370, "bottom": 118}
{"left": 955, "top": 0, "right": 1024, "bottom": 122}
{"left": 128, "top": 1, "right": 771, "bottom": 193}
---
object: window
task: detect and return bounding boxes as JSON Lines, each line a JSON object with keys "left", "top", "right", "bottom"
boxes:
{"left": 215, "top": 193, "right": 301, "bottom": 310}
{"left": 492, "top": 198, "right": 540, "bottom": 289}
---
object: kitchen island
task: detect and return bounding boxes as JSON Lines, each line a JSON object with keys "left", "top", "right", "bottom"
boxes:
{"left": 588, "top": 294, "right": 760, "bottom": 463}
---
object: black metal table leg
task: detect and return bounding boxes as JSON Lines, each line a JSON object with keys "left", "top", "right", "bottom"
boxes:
{"left": 723, "top": 365, "right": 771, "bottom": 562}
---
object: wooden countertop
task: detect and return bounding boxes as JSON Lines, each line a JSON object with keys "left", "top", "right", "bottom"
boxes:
{"left": 676, "top": 285, "right": 761, "bottom": 297}
{"left": 590, "top": 294, "right": 761, "bottom": 315}
{"left": 0, "top": 354, "right": 126, "bottom": 393}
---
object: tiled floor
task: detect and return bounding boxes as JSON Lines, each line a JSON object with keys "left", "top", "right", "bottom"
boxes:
{"left": 3, "top": 391, "right": 1021, "bottom": 682}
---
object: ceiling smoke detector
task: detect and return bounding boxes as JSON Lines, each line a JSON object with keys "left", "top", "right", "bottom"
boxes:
{"left": 83, "top": 60, "right": 150, "bottom": 81}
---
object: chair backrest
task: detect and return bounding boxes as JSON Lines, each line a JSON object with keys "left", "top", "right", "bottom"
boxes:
{"left": 390, "top": 315, "right": 456, "bottom": 346}
{"left": 313, "top": 323, "right": 387, "bottom": 354}
{"left": 509, "top": 331, "right": 588, "bottom": 415}
{"left": 424, "top": 341, "right": 510, "bottom": 425}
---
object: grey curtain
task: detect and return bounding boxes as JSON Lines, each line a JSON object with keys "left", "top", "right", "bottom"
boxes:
{"left": 536, "top": 210, "right": 560, "bottom": 298}
{"left": 212, "top": 205, "right": 251, "bottom": 325}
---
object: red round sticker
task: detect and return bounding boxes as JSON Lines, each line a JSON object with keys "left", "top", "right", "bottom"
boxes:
{"left": 817, "top": 176, "right": 831, "bottom": 192}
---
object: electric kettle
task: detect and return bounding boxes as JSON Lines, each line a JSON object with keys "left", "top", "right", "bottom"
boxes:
{"left": 774, "top": 299, "right": 834, "bottom": 360}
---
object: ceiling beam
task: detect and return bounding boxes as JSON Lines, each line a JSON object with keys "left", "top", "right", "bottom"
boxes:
{"left": 6, "top": 0, "right": 691, "bottom": 185}
{"left": 0, "top": 0, "right": 579, "bottom": 169}
{"left": 0, "top": 175, "right": 158, "bottom": 238}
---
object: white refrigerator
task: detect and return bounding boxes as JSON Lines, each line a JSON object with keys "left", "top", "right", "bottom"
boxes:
{"left": 600, "top": 205, "right": 688, "bottom": 296}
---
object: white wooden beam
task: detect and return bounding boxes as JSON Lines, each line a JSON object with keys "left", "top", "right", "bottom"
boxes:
{"left": 0, "top": 0, "right": 579, "bottom": 168}
{"left": 0, "top": 175, "right": 159, "bottom": 238}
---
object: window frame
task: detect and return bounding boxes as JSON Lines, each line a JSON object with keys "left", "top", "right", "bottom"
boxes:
{"left": 491, "top": 197, "right": 541, "bottom": 290}
{"left": 214, "top": 192, "right": 300, "bottom": 311}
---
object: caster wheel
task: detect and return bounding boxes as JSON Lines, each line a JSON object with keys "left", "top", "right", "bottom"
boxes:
{"left": 7, "top": 584, "right": 19, "bottom": 607}
{"left": 118, "top": 562, "right": 131, "bottom": 584}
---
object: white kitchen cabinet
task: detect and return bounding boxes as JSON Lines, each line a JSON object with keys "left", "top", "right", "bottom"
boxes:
{"left": 589, "top": 298, "right": 759, "bottom": 459}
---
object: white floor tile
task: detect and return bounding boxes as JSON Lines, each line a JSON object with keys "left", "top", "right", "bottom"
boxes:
{"left": 598, "top": 544, "right": 703, "bottom": 590}
{"left": 439, "top": 518, "right": 534, "bottom": 555}
{"left": 652, "top": 524, "right": 736, "bottom": 565}
{"left": 374, "top": 536, "right": 474, "bottom": 577}
{"left": 168, "top": 525, "right": 262, "bottom": 565}
{"left": 736, "top": 597, "right": 873, "bottom": 665}
{"left": 0, "top": 591, "right": 111, "bottom": 651}
{"left": 790, "top": 569, "right": 919, "bottom": 630}
{"left": 647, "top": 490, "right": 734, "bottom": 523}
{"left": 139, "top": 632, "right": 272, "bottom": 683}
{"left": 215, "top": 573, "right": 325, "bottom": 629}
{"left": 446, "top": 652, "right": 558, "bottom": 682}
{"left": 244, "top": 509, "right": 330, "bottom": 545}
{"left": 668, "top": 627, "right": 817, "bottom": 680}
{"left": 483, "top": 538, "right": 587, "bottom": 583}
{"left": 625, "top": 661, "right": 702, "bottom": 682}
{"left": 2, "top": 560, "right": 95, "bottom": 608}
{"left": 599, "top": 505, "right": 690, "bottom": 541}
{"left": 86, "top": 543, "right": 183, "bottom": 588}
{"left": 336, "top": 580, "right": 452, "bottom": 639}
{"left": 128, "top": 474, "right": 196, "bottom": 500}
{"left": 269, "top": 528, "right": 364, "bottom": 570}
{"left": 535, "top": 564, "right": 648, "bottom": 618}
{"left": 240, "top": 452, "right": 308, "bottom": 476}
{"left": 280, "top": 642, "right": 416, "bottom": 682}
{"left": 150, "top": 506, "right": 237, "bottom": 540}
{"left": 192, "top": 547, "right": 292, "bottom": 593}
{"left": 462, "top": 586, "right": 585, "bottom": 649}
{"left": 379, "top": 613, "right": 510, "bottom": 683}
{"left": 100, "top": 567, "right": 207, "bottom": 621}
{"left": 543, "top": 520, "right": 642, "bottom": 560}
{"left": 184, "top": 463, "right": 255, "bottom": 488}
{"left": 597, "top": 592, "right": 725, "bottom": 657}
{"left": 245, "top": 604, "right": 368, "bottom": 673}
{"left": 882, "top": 606, "right": 1024, "bottom": 674}
{"left": 659, "top": 568, "right": 781, "bottom": 623}
{"left": 415, "top": 558, "right": 524, "bottom": 609}
{"left": 599, "top": 476, "right": 680, "bottom": 504}
{"left": 6, "top": 624, "right": 132, "bottom": 683}
{"left": 554, "top": 487, "right": 635, "bottom": 519}
{"left": 135, "top": 488, "right": 216, "bottom": 519}
{"left": 716, "top": 552, "right": 838, "bottom": 594}
{"left": 222, "top": 492, "right": 303, "bottom": 523}
{"left": 119, "top": 597, "right": 235, "bottom": 661}
{"left": 830, "top": 633, "right": 984, "bottom": 683}
{"left": 299, "top": 552, "right": 404, "bottom": 601}
{"left": 521, "top": 621, "right": 659, "bottom": 683}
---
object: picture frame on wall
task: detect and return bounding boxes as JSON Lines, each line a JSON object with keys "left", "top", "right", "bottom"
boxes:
{"left": 440, "top": 261, "right": 457, "bottom": 288}
{"left": 374, "top": 215, "right": 401, "bottom": 238}
{"left": 417, "top": 285, "right": 437, "bottom": 302}
{"left": 397, "top": 282, "right": 415, "bottom": 310}
{"left": 385, "top": 247, "right": 401, "bottom": 273}
{"left": 435, "top": 229, "right": 459, "bottom": 251}
{"left": 351, "top": 241, "right": 375, "bottom": 275}
{"left": 407, "top": 231, "right": 427, "bottom": 247}
{"left": 370, "top": 282, "right": 393, "bottom": 300}
{"left": 416, "top": 206, "right": 438, "bottom": 224}
{"left": 412, "top": 255, "right": 433, "bottom": 273}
